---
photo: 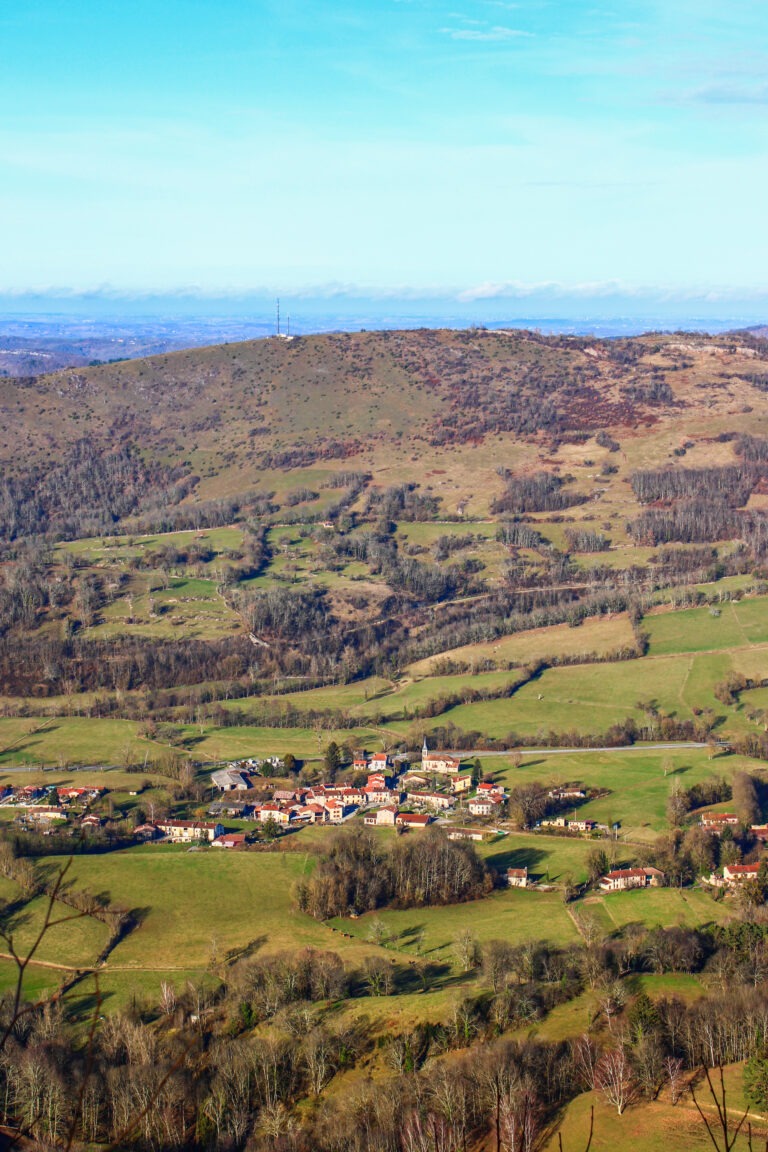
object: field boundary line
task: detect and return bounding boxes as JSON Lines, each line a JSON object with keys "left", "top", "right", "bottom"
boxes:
{"left": 565, "top": 906, "right": 588, "bottom": 941}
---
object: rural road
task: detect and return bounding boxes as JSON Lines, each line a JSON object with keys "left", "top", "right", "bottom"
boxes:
{"left": 0, "top": 742, "right": 723, "bottom": 774}
{"left": 446, "top": 742, "right": 719, "bottom": 757}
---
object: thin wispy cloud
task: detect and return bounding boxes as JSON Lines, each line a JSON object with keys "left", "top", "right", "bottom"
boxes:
{"left": 441, "top": 24, "right": 533, "bottom": 40}
{"left": 685, "top": 82, "right": 768, "bottom": 104}
{"left": 6, "top": 281, "right": 768, "bottom": 308}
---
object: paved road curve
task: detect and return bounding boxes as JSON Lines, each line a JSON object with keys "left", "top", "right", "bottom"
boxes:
{"left": 447, "top": 742, "right": 721, "bottom": 757}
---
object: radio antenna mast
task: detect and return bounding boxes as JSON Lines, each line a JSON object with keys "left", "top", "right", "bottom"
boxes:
{"left": 276, "top": 298, "right": 281, "bottom": 336}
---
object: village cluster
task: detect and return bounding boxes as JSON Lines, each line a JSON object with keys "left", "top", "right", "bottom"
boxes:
{"left": 1, "top": 746, "right": 764, "bottom": 896}
{"left": 208, "top": 744, "right": 506, "bottom": 834}
{"left": 0, "top": 783, "right": 108, "bottom": 831}
{"left": 0, "top": 781, "right": 227, "bottom": 845}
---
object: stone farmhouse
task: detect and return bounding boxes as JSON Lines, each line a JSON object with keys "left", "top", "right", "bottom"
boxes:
{"left": 721, "top": 862, "right": 761, "bottom": 886}
{"left": 158, "top": 819, "right": 224, "bottom": 843}
{"left": 468, "top": 795, "right": 503, "bottom": 818}
{"left": 364, "top": 806, "right": 398, "bottom": 827}
{"left": 396, "top": 813, "right": 432, "bottom": 829}
{"left": 599, "top": 867, "right": 665, "bottom": 892}
{"left": 507, "top": 867, "right": 529, "bottom": 888}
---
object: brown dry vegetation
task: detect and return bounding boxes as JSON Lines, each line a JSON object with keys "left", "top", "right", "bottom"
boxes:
{"left": 1, "top": 329, "right": 767, "bottom": 507}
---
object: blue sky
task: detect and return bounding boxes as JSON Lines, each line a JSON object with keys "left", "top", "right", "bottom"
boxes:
{"left": 2, "top": 0, "right": 768, "bottom": 311}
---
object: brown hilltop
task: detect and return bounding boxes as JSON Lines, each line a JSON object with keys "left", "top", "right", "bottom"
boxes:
{"left": 0, "top": 327, "right": 767, "bottom": 509}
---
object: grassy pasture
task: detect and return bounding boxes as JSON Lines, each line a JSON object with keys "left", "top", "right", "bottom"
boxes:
{"left": 0, "top": 765, "right": 171, "bottom": 793}
{"left": 739, "top": 685, "right": 768, "bottom": 717}
{"left": 0, "top": 838, "right": 738, "bottom": 1025}
{"left": 528, "top": 973, "right": 705, "bottom": 1045}
{"left": 0, "top": 850, "right": 369, "bottom": 972}
{"left": 594, "top": 886, "right": 731, "bottom": 933}
{"left": 398, "top": 656, "right": 694, "bottom": 740}
{"left": 329, "top": 888, "right": 581, "bottom": 960}
{"left": 0, "top": 851, "right": 343, "bottom": 1013}
{"left": 573, "top": 545, "right": 659, "bottom": 570}
{"left": 395, "top": 522, "right": 497, "bottom": 546}
{"left": 645, "top": 599, "right": 768, "bottom": 656}
{"left": 395, "top": 522, "right": 509, "bottom": 581}
{"left": 243, "top": 669, "right": 524, "bottom": 720}
{"left": 0, "top": 717, "right": 168, "bottom": 767}
{"left": 0, "top": 715, "right": 386, "bottom": 766}
{"left": 479, "top": 832, "right": 601, "bottom": 885}
{"left": 91, "top": 575, "right": 241, "bottom": 640}
{"left": 0, "top": 876, "right": 111, "bottom": 967}
{"left": 178, "top": 723, "right": 385, "bottom": 760}
{"left": 65, "top": 969, "right": 222, "bottom": 1016}
{"left": 486, "top": 747, "right": 766, "bottom": 841}
{"left": 56, "top": 525, "right": 246, "bottom": 562}
{"left": 399, "top": 643, "right": 768, "bottom": 740}
{"left": 408, "top": 614, "right": 636, "bottom": 675}
{"left": 0, "top": 959, "right": 64, "bottom": 1003}
{"left": 218, "top": 676, "right": 396, "bottom": 714}
{"left": 62, "top": 850, "right": 337, "bottom": 967}
{"left": 543, "top": 1082, "right": 763, "bottom": 1152}
{"left": 244, "top": 527, "right": 384, "bottom": 594}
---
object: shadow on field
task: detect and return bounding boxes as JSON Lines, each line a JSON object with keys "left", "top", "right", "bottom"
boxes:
{"left": 65, "top": 987, "right": 115, "bottom": 1023}
{"left": 484, "top": 846, "right": 548, "bottom": 877}
{"left": 223, "top": 935, "right": 268, "bottom": 964}
{"left": 345, "top": 958, "right": 457, "bottom": 999}
{"left": 397, "top": 923, "right": 427, "bottom": 947}
{"left": 0, "top": 897, "right": 33, "bottom": 938}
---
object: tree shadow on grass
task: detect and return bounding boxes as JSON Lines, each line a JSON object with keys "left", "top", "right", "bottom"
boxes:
{"left": 179, "top": 735, "right": 206, "bottom": 750}
{"left": 0, "top": 899, "right": 33, "bottom": 940}
{"left": 485, "top": 847, "right": 548, "bottom": 878}
{"left": 346, "top": 958, "right": 456, "bottom": 999}
{"left": 396, "top": 923, "right": 427, "bottom": 947}
{"left": 64, "top": 987, "right": 115, "bottom": 1024}
{"left": 223, "top": 935, "right": 268, "bottom": 965}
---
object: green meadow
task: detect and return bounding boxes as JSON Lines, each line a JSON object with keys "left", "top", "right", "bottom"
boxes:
{"left": 397, "top": 642, "right": 768, "bottom": 742}
{"left": 329, "top": 887, "right": 581, "bottom": 959}
{"left": 645, "top": 599, "right": 768, "bottom": 655}
{"left": 478, "top": 831, "right": 603, "bottom": 885}
{"left": 594, "top": 886, "right": 731, "bottom": 933}
{"left": 55, "top": 525, "right": 246, "bottom": 562}
{"left": 408, "top": 613, "right": 637, "bottom": 674}
{"left": 0, "top": 833, "right": 741, "bottom": 1027}
{"left": 487, "top": 747, "right": 766, "bottom": 842}
{"left": 0, "top": 716, "right": 167, "bottom": 767}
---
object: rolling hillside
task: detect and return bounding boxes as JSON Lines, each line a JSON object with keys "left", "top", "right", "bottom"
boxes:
{"left": 2, "top": 327, "right": 768, "bottom": 505}
{"left": 2, "top": 326, "right": 768, "bottom": 761}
